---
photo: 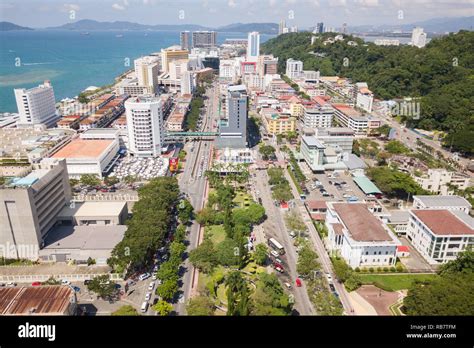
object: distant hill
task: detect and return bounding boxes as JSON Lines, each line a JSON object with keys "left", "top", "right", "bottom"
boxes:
{"left": 0, "top": 21, "right": 33, "bottom": 31}
{"left": 217, "top": 22, "right": 278, "bottom": 34}
{"left": 350, "top": 16, "right": 474, "bottom": 34}
{"left": 46, "top": 19, "right": 210, "bottom": 31}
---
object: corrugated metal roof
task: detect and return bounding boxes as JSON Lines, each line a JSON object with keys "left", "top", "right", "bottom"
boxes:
{"left": 353, "top": 176, "right": 382, "bottom": 194}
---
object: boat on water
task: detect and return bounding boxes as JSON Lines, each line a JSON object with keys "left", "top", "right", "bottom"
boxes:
{"left": 116, "top": 34, "right": 124, "bottom": 38}
{"left": 81, "top": 32, "right": 90, "bottom": 35}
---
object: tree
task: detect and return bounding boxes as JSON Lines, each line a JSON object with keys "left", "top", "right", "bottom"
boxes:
{"left": 153, "top": 300, "right": 173, "bottom": 316}
{"left": 385, "top": 140, "right": 410, "bottom": 154}
{"left": 104, "top": 176, "right": 119, "bottom": 186}
{"left": 112, "top": 305, "right": 139, "bottom": 316}
{"left": 78, "top": 93, "right": 89, "bottom": 104}
{"left": 174, "top": 224, "right": 187, "bottom": 243}
{"left": 225, "top": 271, "right": 252, "bottom": 316}
{"left": 259, "top": 144, "right": 276, "bottom": 160}
{"left": 253, "top": 243, "right": 268, "bottom": 266}
{"left": 80, "top": 174, "right": 100, "bottom": 187}
{"left": 216, "top": 238, "right": 240, "bottom": 267}
{"left": 272, "top": 183, "right": 293, "bottom": 202}
{"left": 69, "top": 178, "right": 79, "bottom": 187}
{"left": 253, "top": 273, "right": 292, "bottom": 315}
{"left": 332, "top": 257, "right": 352, "bottom": 283}
{"left": 285, "top": 210, "right": 306, "bottom": 234}
{"left": 123, "top": 175, "right": 138, "bottom": 184}
{"left": 344, "top": 273, "right": 362, "bottom": 292}
{"left": 186, "top": 295, "right": 215, "bottom": 315}
{"left": 156, "top": 278, "right": 179, "bottom": 301}
{"left": 297, "top": 244, "right": 320, "bottom": 278}
{"left": 169, "top": 241, "right": 186, "bottom": 260}
{"left": 156, "top": 261, "right": 179, "bottom": 282}
{"left": 178, "top": 199, "right": 194, "bottom": 224}
{"left": 438, "top": 248, "right": 474, "bottom": 276}
{"left": 189, "top": 238, "right": 217, "bottom": 273}
{"left": 374, "top": 124, "right": 391, "bottom": 137}
{"left": 87, "top": 275, "right": 117, "bottom": 299}
{"left": 286, "top": 131, "right": 298, "bottom": 143}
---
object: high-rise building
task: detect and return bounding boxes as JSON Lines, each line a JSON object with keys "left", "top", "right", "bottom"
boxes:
{"left": 125, "top": 96, "right": 164, "bottom": 157}
{"left": 289, "top": 26, "right": 298, "bottom": 33}
{"left": 161, "top": 47, "right": 189, "bottom": 73}
{"left": 316, "top": 22, "right": 324, "bottom": 34}
{"left": 14, "top": 81, "right": 58, "bottom": 128}
{"left": 285, "top": 58, "right": 303, "bottom": 79}
{"left": 168, "top": 59, "right": 190, "bottom": 80}
{"left": 279, "top": 20, "right": 286, "bottom": 35}
{"left": 134, "top": 56, "right": 159, "bottom": 93}
{"left": 342, "top": 23, "right": 347, "bottom": 34}
{"left": 246, "top": 32, "right": 260, "bottom": 62}
{"left": 411, "top": 27, "right": 427, "bottom": 48}
{"left": 192, "top": 31, "right": 217, "bottom": 48}
{"left": 180, "top": 31, "right": 191, "bottom": 51}
{"left": 0, "top": 158, "right": 71, "bottom": 259}
{"left": 257, "top": 55, "right": 279, "bottom": 76}
{"left": 181, "top": 71, "right": 195, "bottom": 96}
{"left": 217, "top": 85, "right": 248, "bottom": 149}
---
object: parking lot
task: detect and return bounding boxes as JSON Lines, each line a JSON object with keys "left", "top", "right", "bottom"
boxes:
{"left": 110, "top": 156, "right": 169, "bottom": 181}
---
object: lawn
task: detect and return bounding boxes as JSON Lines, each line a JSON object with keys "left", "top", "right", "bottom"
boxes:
{"left": 359, "top": 273, "right": 438, "bottom": 291}
{"left": 205, "top": 225, "right": 226, "bottom": 245}
{"left": 233, "top": 191, "right": 253, "bottom": 208}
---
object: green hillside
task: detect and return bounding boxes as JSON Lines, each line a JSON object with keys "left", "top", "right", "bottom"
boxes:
{"left": 261, "top": 31, "right": 474, "bottom": 155}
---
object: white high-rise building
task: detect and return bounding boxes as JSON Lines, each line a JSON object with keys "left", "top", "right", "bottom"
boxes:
{"left": 181, "top": 71, "right": 195, "bottom": 96}
{"left": 14, "top": 81, "right": 58, "bottom": 128}
{"left": 285, "top": 58, "right": 303, "bottom": 79}
{"left": 247, "top": 32, "right": 260, "bottom": 62}
{"left": 411, "top": 27, "right": 427, "bottom": 48}
{"left": 125, "top": 96, "right": 164, "bottom": 157}
{"left": 192, "top": 31, "right": 217, "bottom": 48}
{"left": 134, "top": 56, "right": 160, "bottom": 93}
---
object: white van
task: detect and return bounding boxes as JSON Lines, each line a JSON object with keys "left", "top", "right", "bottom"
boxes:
{"left": 141, "top": 301, "right": 149, "bottom": 313}
{"left": 270, "top": 250, "right": 279, "bottom": 258}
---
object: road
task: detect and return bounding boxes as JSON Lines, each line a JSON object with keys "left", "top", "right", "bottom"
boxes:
{"left": 250, "top": 163, "right": 315, "bottom": 315}
{"left": 274, "top": 148, "right": 355, "bottom": 315}
{"left": 176, "top": 81, "right": 219, "bottom": 314}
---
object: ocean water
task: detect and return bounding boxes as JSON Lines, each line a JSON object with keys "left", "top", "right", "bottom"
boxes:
{"left": 0, "top": 30, "right": 274, "bottom": 112}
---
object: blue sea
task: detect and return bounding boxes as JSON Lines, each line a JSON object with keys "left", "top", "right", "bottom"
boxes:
{"left": 0, "top": 30, "right": 274, "bottom": 112}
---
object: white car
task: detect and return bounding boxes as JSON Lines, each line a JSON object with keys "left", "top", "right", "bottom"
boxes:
{"left": 284, "top": 282, "right": 292, "bottom": 289}
{"left": 152, "top": 273, "right": 157, "bottom": 281}
{"left": 145, "top": 292, "right": 152, "bottom": 301}
{"left": 270, "top": 250, "right": 279, "bottom": 258}
{"left": 289, "top": 231, "right": 296, "bottom": 238}
{"left": 325, "top": 272, "right": 333, "bottom": 283}
{"left": 148, "top": 281, "right": 155, "bottom": 291}
{"left": 61, "top": 280, "right": 71, "bottom": 286}
{"left": 139, "top": 273, "right": 151, "bottom": 281}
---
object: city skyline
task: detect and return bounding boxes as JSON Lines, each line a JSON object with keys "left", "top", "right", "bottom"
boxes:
{"left": 1, "top": 0, "right": 473, "bottom": 28}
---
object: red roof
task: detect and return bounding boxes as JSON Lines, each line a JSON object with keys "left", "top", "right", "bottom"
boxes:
{"left": 412, "top": 210, "right": 474, "bottom": 236}
{"left": 306, "top": 200, "right": 327, "bottom": 211}
{"left": 310, "top": 213, "right": 326, "bottom": 221}
{"left": 397, "top": 245, "right": 409, "bottom": 252}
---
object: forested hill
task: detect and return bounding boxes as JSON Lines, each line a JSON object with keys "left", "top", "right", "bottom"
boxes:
{"left": 261, "top": 31, "right": 474, "bottom": 155}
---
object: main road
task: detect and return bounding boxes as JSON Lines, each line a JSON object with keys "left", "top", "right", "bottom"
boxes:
{"left": 176, "top": 81, "right": 219, "bottom": 314}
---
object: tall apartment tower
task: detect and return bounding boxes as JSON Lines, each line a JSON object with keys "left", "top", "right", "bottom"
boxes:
{"left": 411, "top": 27, "right": 427, "bottom": 48}
{"left": 161, "top": 47, "right": 189, "bottom": 74}
{"left": 279, "top": 20, "right": 286, "bottom": 35}
{"left": 286, "top": 58, "right": 303, "bottom": 79}
{"left": 246, "top": 32, "right": 260, "bottom": 63}
{"left": 134, "top": 56, "right": 159, "bottom": 94}
{"left": 192, "top": 31, "right": 217, "bottom": 48}
{"left": 0, "top": 158, "right": 71, "bottom": 259}
{"left": 316, "top": 22, "right": 324, "bottom": 34}
{"left": 125, "top": 96, "right": 164, "bottom": 157}
{"left": 180, "top": 31, "right": 191, "bottom": 51}
{"left": 181, "top": 71, "right": 195, "bottom": 96}
{"left": 216, "top": 85, "right": 248, "bottom": 149}
{"left": 14, "top": 81, "right": 58, "bottom": 128}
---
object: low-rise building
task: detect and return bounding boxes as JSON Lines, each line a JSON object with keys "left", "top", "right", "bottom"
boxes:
{"left": 314, "top": 127, "right": 354, "bottom": 154}
{"left": 326, "top": 202, "right": 400, "bottom": 268}
{"left": 0, "top": 286, "right": 77, "bottom": 315}
{"left": 407, "top": 209, "right": 474, "bottom": 264}
{"left": 385, "top": 210, "right": 411, "bottom": 235}
{"left": 305, "top": 200, "right": 327, "bottom": 221}
{"left": 262, "top": 111, "right": 296, "bottom": 135}
{"left": 56, "top": 201, "right": 128, "bottom": 226}
{"left": 412, "top": 195, "right": 472, "bottom": 213}
{"left": 332, "top": 104, "right": 368, "bottom": 135}
{"left": 300, "top": 136, "right": 325, "bottom": 172}
{"left": 302, "top": 97, "right": 334, "bottom": 129}
{"left": 413, "top": 168, "right": 471, "bottom": 195}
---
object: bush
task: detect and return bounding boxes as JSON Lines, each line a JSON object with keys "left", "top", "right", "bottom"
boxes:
{"left": 369, "top": 267, "right": 374, "bottom": 273}
{"left": 383, "top": 267, "right": 389, "bottom": 272}
{"left": 344, "top": 274, "right": 362, "bottom": 292}
{"left": 390, "top": 267, "right": 396, "bottom": 272}
{"left": 376, "top": 267, "right": 382, "bottom": 272}
{"left": 354, "top": 267, "right": 360, "bottom": 273}
{"left": 396, "top": 265, "right": 404, "bottom": 272}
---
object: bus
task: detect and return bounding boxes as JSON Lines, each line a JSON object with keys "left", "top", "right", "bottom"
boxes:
{"left": 268, "top": 238, "right": 285, "bottom": 255}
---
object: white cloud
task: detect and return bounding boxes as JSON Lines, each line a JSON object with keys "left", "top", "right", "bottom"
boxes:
{"left": 62, "top": 3, "right": 80, "bottom": 12}
{"left": 123, "top": 0, "right": 130, "bottom": 6}
{"left": 112, "top": 3, "right": 126, "bottom": 10}
{"left": 228, "top": 0, "right": 237, "bottom": 8}
{"left": 269, "top": 0, "right": 278, "bottom": 6}
{"left": 328, "top": 0, "right": 347, "bottom": 6}
{"left": 355, "top": 0, "right": 379, "bottom": 6}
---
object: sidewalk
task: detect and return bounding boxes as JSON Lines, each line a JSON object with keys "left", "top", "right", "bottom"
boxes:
{"left": 347, "top": 291, "right": 377, "bottom": 315}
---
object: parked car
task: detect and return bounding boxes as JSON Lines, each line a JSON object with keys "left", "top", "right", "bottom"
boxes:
{"left": 289, "top": 231, "right": 296, "bottom": 239}
{"left": 270, "top": 250, "right": 280, "bottom": 258}
{"left": 7, "top": 282, "right": 17, "bottom": 287}
{"left": 145, "top": 292, "right": 152, "bottom": 301}
{"left": 284, "top": 282, "right": 292, "bottom": 289}
{"left": 152, "top": 273, "right": 157, "bottom": 281}
{"left": 325, "top": 272, "right": 333, "bottom": 283}
{"left": 295, "top": 278, "right": 302, "bottom": 287}
{"left": 61, "top": 280, "right": 71, "bottom": 286}
{"left": 84, "top": 279, "right": 92, "bottom": 285}
{"left": 73, "top": 286, "right": 81, "bottom": 292}
{"left": 148, "top": 281, "right": 155, "bottom": 291}
{"left": 31, "top": 281, "right": 41, "bottom": 286}
{"left": 139, "top": 273, "right": 151, "bottom": 281}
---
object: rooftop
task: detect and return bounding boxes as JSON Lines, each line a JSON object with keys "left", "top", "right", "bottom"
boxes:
{"left": 302, "top": 136, "right": 325, "bottom": 149}
{"left": 0, "top": 286, "right": 74, "bottom": 315}
{"left": 414, "top": 195, "right": 472, "bottom": 209}
{"left": 332, "top": 203, "right": 394, "bottom": 242}
{"left": 411, "top": 210, "right": 474, "bottom": 236}
{"left": 51, "top": 139, "right": 113, "bottom": 159}
{"left": 353, "top": 176, "right": 382, "bottom": 195}
{"left": 43, "top": 225, "right": 127, "bottom": 250}
{"left": 58, "top": 201, "right": 126, "bottom": 219}
{"left": 343, "top": 154, "right": 367, "bottom": 170}
{"left": 305, "top": 200, "right": 327, "bottom": 210}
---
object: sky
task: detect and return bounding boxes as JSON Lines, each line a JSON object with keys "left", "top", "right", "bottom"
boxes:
{"left": 0, "top": 0, "right": 473, "bottom": 28}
